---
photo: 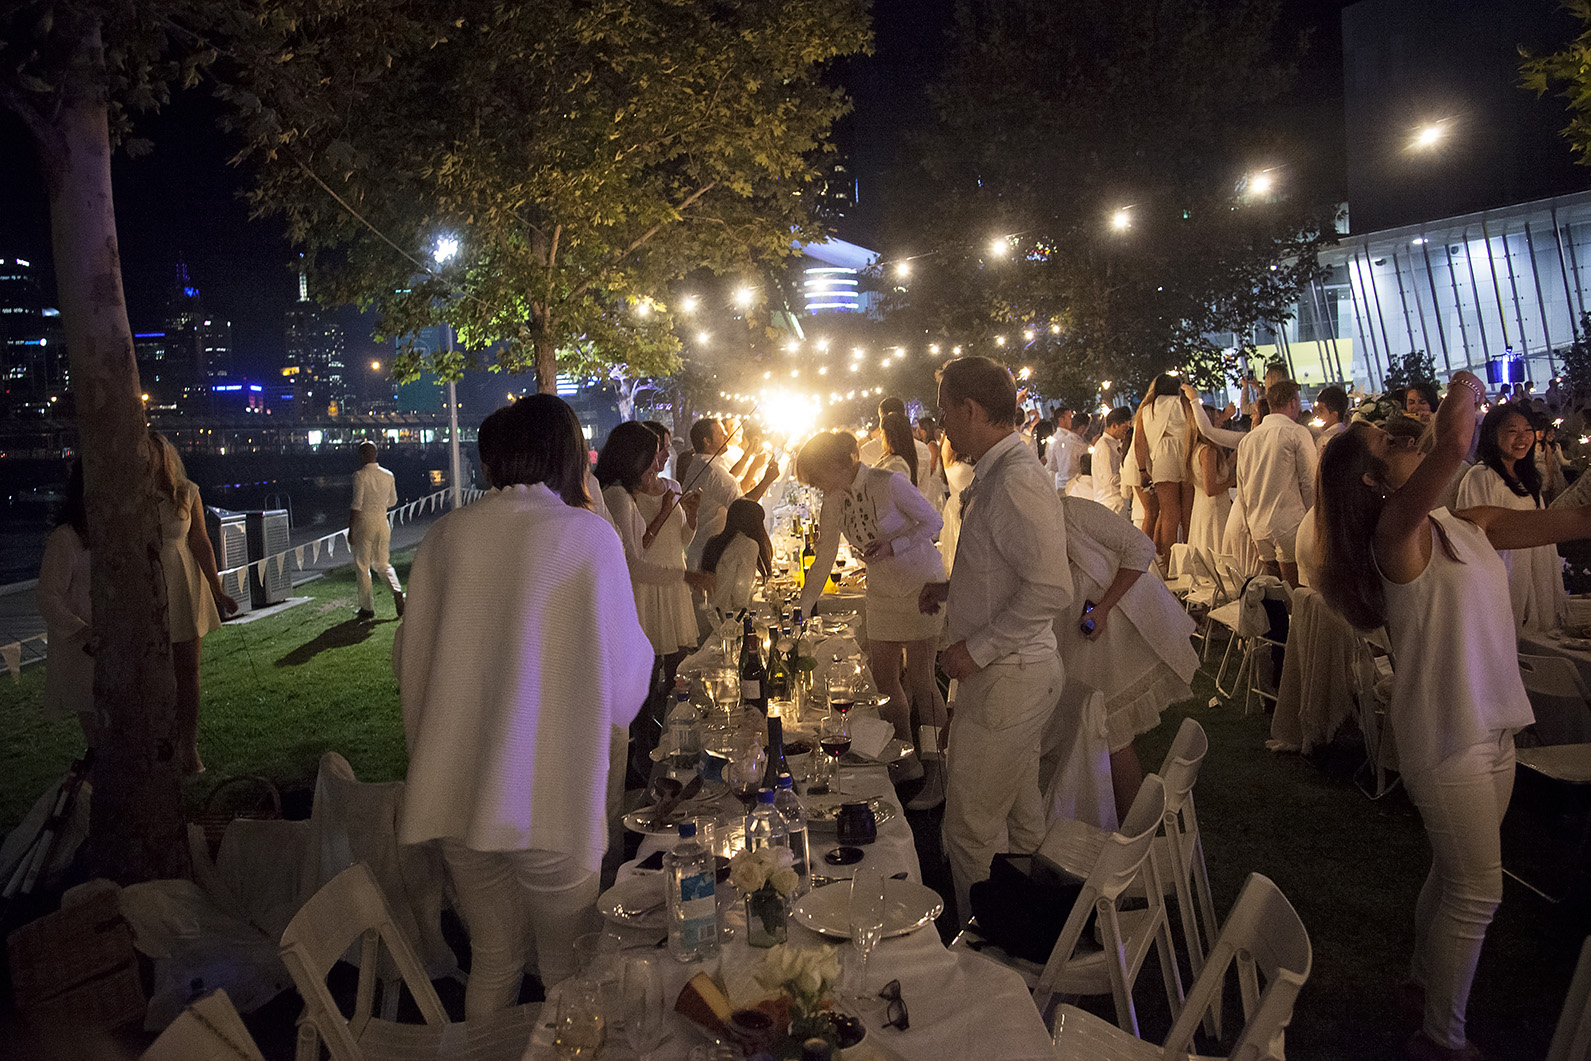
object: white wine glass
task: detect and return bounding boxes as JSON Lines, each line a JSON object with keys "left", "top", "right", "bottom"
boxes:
{"left": 553, "top": 977, "right": 606, "bottom": 1059}
{"left": 848, "top": 868, "right": 887, "bottom": 998}
{"left": 621, "top": 956, "right": 669, "bottom": 1060}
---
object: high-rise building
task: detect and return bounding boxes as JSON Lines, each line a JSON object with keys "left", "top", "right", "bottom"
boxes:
{"left": 133, "top": 263, "right": 233, "bottom": 413}
{"left": 0, "top": 256, "right": 67, "bottom": 417}
{"left": 283, "top": 270, "right": 348, "bottom": 416}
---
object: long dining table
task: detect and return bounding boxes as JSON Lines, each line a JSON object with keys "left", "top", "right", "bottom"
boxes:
{"left": 519, "top": 756, "right": 1054, "bottom": 1059}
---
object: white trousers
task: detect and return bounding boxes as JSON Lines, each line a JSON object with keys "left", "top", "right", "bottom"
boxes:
{"left": 440, "top": 841, "right": 599, "bottom": 1019}
{"left": 942, "top": 653, "right": 1064, "bottom": 924}
{"left": 352, "top": 515, "right": 402, "bottom": 612}
{"left": 1404, "top": 732, "right": 1516, "bottom": 1050}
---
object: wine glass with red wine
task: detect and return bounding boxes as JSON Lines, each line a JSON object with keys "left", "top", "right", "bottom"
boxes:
{"left": 819, "top": 711, "right": 852, "bottom": 795}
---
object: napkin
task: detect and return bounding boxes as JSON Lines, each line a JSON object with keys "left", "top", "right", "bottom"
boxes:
{"left": 848, "top": 715, "right": 895, "bottom": 761}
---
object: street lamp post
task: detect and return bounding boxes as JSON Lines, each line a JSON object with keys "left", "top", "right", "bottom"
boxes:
{"left": 434, "top": 236, "right": 465, "bottom": 511}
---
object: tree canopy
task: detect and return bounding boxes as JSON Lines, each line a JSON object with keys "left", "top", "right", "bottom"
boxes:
{"left": 883, "top": 0, "right": 1337, "bottom": 405}
{"left": 219, "top": 0, "right": 872, "bottom": 393}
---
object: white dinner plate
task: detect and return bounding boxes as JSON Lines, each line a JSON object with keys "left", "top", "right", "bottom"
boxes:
{"left": 598, "top": 876, "right": 667, "bottom": 930}
{"left": 802, "top": 794, "right": 898, "bottom": 833}
{"left": 791, "top": 879, "right": 943, "bottom": 940}
{"left": 841, "top": 737, "right": 911, "bottom": 765}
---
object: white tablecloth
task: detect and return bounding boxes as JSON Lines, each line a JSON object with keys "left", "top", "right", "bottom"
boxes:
{"left": 538, "top": 765, "right": 1052, "bottom": 1060}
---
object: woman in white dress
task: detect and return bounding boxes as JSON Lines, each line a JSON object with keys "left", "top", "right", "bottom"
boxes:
{"left": 1132, "top": 374, "right": 1192, "bottom": 562}
{"left": 38, "top": 461, "right": 99, "bottom": 749}
{"left": 150, "top": 431, "right": 239, "bottom": 774}
{"left": 1455, "top": 403, "right": 1566, "bottom": 632}
{"left": 1186, "top": 408, "right": 1235, "bottom": 555}
{"left": 1315, "top": 371, "right": 1591, "bottom": 1060}
{"left": 700, "top": 499, "right": 772, "bottom": 618}
{"left": 798, "top": 431, "right": 948, "bottom": 805}
{"left": 1058, "top": 496, "right": 1199, "bottom": 818}
{"left": 939, "top": 435, "right": 975, "bottom": 575}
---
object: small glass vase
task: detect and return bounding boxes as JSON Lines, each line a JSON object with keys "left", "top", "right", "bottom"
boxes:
{"left": 745, "top": 884, "right": 790, "bottom": 948}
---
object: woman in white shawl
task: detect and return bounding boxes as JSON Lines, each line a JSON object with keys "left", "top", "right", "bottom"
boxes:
{"left": 1058, "top": 496, "right": 1199, "bottom": 818}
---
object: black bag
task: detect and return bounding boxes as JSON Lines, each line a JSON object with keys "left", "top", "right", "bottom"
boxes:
{"left": 968, "top": 853, "right": 1092, "bottom": 964}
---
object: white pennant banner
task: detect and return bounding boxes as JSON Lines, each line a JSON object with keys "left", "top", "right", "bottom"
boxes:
{"left": 3, "top": 640, "right": 22, "bottom": 682}
{"left": 294, "top": 545, "right": 305, "bottom": 569}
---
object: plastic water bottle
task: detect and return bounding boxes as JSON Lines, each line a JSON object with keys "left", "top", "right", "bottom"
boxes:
{"left": 745, "top": 789, "right": 789, "bottom": 857}
{"left": 665, "top": 822, "right": 719, "bottom": 963}
{"left": 668, "top": 677, "right": 702, "bottom": 777}
{"left": 773, "top": 773, "right": 810, "bottom": 896}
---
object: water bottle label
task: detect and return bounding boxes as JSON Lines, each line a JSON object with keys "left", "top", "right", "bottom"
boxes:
{"left": 679, "top": 871, "right": 716, "bottom": 946}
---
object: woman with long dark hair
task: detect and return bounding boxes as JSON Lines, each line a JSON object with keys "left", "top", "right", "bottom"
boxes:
{"left": 700, "top": 498, "right": 773, "bottom": 617}
{"left": 1455, "top": 402, "right": 1565, "bottom": 631}
{"left": 876, "top": 410, "right": 921, "bottom": 488}
{"left": 1315, "top": 370, "right": 1591, "bottom": 1061}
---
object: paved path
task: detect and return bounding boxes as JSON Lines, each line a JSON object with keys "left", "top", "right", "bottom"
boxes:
{"left": 0, "top": 513, "right": 439, "bottom": 667}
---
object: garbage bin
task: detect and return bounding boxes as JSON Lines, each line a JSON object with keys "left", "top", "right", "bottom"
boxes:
{"left": 204, "top": 508, "right": 252, "bottom": 617}
{"left": 244, "top": 509, "right": 292, "bottom": 608}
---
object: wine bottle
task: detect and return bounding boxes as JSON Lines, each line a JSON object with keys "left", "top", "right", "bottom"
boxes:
{"left": 766, "top": 630, "right": 793, "bottom": 703}
{"left": 762, "top": 702, "right": 790, "bottom": 789}
{"left": 740, "top": 616, "right": 768, "bottom": 711}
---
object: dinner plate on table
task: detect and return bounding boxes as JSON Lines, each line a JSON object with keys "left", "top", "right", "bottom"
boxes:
{"left": 791, "top": 879, "right": 943, "bottom": 940}
{"left": 598, "top": 876, "right": 667, "bottom": 930}
{"left": 621, "top": 781, "right": 729, "bottom": 835}
{"left": 840, "top": 737, "right": 911, "bottom": 766}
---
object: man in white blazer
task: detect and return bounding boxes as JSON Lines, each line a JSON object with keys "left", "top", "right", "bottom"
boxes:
{"left": 349, "top": 441, "right": 404, "bottom": 620}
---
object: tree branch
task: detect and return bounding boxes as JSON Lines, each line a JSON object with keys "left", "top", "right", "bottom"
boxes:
{"left": 565, "top": 180, "right": 718, "bottom": 303}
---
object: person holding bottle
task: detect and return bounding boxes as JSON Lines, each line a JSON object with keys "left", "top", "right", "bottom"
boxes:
{"left": 796, "top": 430, "right": 948, "bottom": 807}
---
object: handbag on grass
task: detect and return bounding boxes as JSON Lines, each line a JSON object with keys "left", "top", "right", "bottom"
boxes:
{"left": 968, "top": 852, "right": 1092, "bottom": 964}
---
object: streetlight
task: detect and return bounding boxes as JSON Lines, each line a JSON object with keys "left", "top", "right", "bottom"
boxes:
{"left": 734, "top": 286, "right": 755, "bottom": 308}
{"left": 989, "top": 236, "right": 1010, "bottom": 257}
{"left": 370, "top": 360, "right": 381, "bottom": 371}
{"left": 1110, "top": 207, "right": 1132, "bottom": 232}
{"left": 1412, "top": 122, "right": 1445, "bottom": 150}
{"left": 1246, "top": 170, "right": 1275, "bottom": 196}
{"left": 696, "top": 331, "right": 711, "bottom": 344}
{"left": 895, "top": 261, "right": 911, "bottom": 278}
{"left": 433, "top": 236, "right": 463, "bottom": 510}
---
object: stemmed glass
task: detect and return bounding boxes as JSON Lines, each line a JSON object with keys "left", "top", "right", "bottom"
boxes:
{"left": 553, "top": 978, "right": 606, "bottom": 1059}
{"left": 826, "top": 659, "right": 863, "bottom": 717}
{"left": 848, "top": 868, "right": 887, "bottom": 998}
{"left": 818, "top": 711, "right": 851, "bottom": 795}
{"left": 705, "top": 669, "right": 739, "bottom": 733}
{"left": 728, "top": 735, "right": 767, "bottom": 811}
{"left": 620, "top": 956, "right": 669, "bottom": 1060}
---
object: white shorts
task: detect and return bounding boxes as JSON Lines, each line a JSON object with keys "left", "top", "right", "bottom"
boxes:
{"left": 1149, "top": 436, "right": 1187, "bottom": 484}
{"left": 1253, "top": 525, "right": 1300, "bottom": 565}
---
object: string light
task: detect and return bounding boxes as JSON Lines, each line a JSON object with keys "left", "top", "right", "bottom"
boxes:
{"left": 680, "top": 295, "right": 699, "bottom": 313}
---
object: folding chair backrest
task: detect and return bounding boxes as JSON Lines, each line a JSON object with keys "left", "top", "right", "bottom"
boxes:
{"left": 1521, "top": 654, "right": 1591, "bottom": 700}
{"left": 1549, "top": 936, "right": 1591, "bottom": 1061}
{"left": 279, "top": 863, "right": 448, "bottom": 1059}
{"left": 1160, "top": 873, "right": 1312, "bottom": 1061}
{"left": 1156, "top": 718, "right": 1209, "bottom": 821}
{"left": 1066, "top": 774, "right": 1166, "bottom": 902}
{"left": 142, "top": 989, "right": 267, "bottom": 1061}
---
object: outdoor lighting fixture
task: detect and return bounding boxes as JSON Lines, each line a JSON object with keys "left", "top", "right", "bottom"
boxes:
{"left": 817, "top": 338, "right": 830, "bottom": 351}
{"left": 635, "top": 301, "right": 651, "bottom": 316}
{"left": 989, "top": 236, "right": 1010, "bottom": 257}
{"left": 735, "top": 287, "right": 754, "bottom": 307}
{"left": 1248, "top": 172, "right": 1274, "bottom": 195}
{"left": 952, "top": 345, "right": 963, "bottom": 355}
{"left": 851, "top": 364, "right": 860, "bottom": 372}
{"left": 819, "top": 366, "right": 828, "bottom": 375}
{"left": 1101, "top": 380, "right": 1112, "bottom": 390}
{"left": 995, "top": 335, "right": 1007, "bottom": 347}
{"left": 1050, "top": 324, "right": 1061, "bottom": 334}
{"left": 1411, "top": 237, "right": 1429, "bottom": 246}
{"left": 371, "top": 360, "right": 382, "bottom": 371}
{"left": 433, "top": 236, "right": 460, "bottom": 264}
{"left": 895, "top": 262, "right": 911, "bottom": 278}
{"left": 1023, "top": 328, "right": 1035, "bottom": 341}
{"left": 697, "top": 332, "right": 711, "bottom": 344}
{"left": 1412, "top": 122, "right": 1447, "bottom": 150}
{"left": 763, "top": 371, "right": 771, "bottom": 379}
{"left": 930, "top": 343, "right": 941, "bottom": 354}
{"left": 681, "top": 295, "right": 700, "bottom": 312}
{"left": 1018, "top": 366, "right": 1033, "bottom": 380}
{"left": 1110, "top": 208, "right": 1132, "bottom": 231}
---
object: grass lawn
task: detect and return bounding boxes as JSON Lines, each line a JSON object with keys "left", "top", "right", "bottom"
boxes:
{"left": 0, "top": 552, "right": 413, "bottom": 830}
{"left": 1, "top": 561, "right": 1585, "bottom": 1059}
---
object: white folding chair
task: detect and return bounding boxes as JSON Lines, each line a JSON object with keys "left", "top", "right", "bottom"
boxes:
{"left": 1350, "top": 634, "right": 1400, "bottom": 799}
{"left": 280, "top": 863, "right": 537, "bottom": 1061}
{"left": 1549, "top": 936, "right": 1591, "bottom": 1061}
{"left": 142, "top": 989, "right": 267, "bottom": 1061}
{"left": 1519, "top": 654, "right": 1591, "bottom": 747}
{"left": 1138, "top": 718, "right": 1223, "bottom": 1038}
{"left": 1051, "top": 872, "right": 1312, "bottom": 1061}
{"left": 952, "top": 775, "right": 1184, "bottom": 1038}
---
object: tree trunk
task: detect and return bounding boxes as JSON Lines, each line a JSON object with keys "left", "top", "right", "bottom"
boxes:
{"left": 535, "top": 337, "right": 558, "bottom": 394}
{"left": 39, "top": 25, "right": 189, "bottom": 882}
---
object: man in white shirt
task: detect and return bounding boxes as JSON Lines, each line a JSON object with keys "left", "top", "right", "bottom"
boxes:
{"left": 349, "top": 441, "right": 404, "bottom": 620}
{"left": 1234, "top": 379, "right": 1316, "bottom": 587}
{"left": 860, "top": 396, "right": 934, "bottom": 470}
{"left": 1045, "top": 403, "right": 1087, "bottom": 494}
{"left": 680, "top": 417, "right": 778, "bottom": 570}
{"left": 1091, "top": 406, "right": 1132, "bottom": 517}
{"left": 1312, "top": 384, "right": 1349, "bottom": 465}
{"left": 919, "top": 357, "right": 1073, "bottom": 923}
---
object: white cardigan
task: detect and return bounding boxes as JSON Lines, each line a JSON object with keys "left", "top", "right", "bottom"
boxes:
{"left": 394, "top": 484, "right": 654, "bottom": 871}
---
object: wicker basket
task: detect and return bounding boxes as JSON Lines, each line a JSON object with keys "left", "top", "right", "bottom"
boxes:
{"left": 196, "top": 775, "right": 283, "bottom": 857}
{"left": 7, "top": 888, "right": 144, "bottom": 1032}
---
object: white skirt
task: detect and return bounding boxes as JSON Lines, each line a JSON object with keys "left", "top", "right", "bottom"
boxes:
{"left": 866, "top": 583, "right": 945, "bottom": 643}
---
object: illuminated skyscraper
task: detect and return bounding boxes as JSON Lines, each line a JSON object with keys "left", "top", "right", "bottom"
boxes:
{"left": 283, "top": 269, "right": 348, "bottom": 416}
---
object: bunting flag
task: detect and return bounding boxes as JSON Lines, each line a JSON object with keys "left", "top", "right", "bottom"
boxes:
{"left": 253, "top": 559, "right": 268, "bottom": 581}
{"left": 294, "top": 545, "right": 305, "bottom": 569}
{"left": 310, "top": 539, "right": 321, "bottom": 564}
{"left": 3, "top": 641, "right": 21, "bottom": 682}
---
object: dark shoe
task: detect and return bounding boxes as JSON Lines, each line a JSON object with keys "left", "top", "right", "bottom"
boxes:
{"left": 394, "top": 593, "right": 405, "bottom": 619}
{"left": 356, "top": 608, "right": 376, "bottom": 621}
{"left": 1406, "top": 1031, "right": 1482, "bottom": 1061}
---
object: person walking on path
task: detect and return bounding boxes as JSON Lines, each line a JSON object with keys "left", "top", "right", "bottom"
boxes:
{"left": 350, "top": 441, "right": 404, "bottom": 620}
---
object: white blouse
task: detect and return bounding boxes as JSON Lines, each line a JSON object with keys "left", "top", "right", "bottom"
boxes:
{"left": 800, "top": 463, "right": 944, "bottom": 614}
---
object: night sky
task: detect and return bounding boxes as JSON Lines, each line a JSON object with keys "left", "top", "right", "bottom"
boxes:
{"left": 0, "top": 0, "right": 1357, "bottom": 377}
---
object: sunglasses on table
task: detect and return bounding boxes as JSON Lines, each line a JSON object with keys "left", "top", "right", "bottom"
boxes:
{"left": 879, "top": 978, "right": 909, "bottom": 1031}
